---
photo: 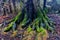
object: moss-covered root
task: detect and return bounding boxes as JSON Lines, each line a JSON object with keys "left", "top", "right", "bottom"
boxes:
{"left": 36, "top": 27, "right": 49, "bottom": 40}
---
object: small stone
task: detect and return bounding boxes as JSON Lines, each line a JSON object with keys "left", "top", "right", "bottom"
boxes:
{"left": 0, "top": 24, "right": 2, "bottom": 27}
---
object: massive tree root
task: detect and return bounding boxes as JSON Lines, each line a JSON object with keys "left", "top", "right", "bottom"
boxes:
{"left": 3, "top": 0, "right": 55, "bottom": 37}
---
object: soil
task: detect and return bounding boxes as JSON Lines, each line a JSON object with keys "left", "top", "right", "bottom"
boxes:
{"left": 0, "top": 14, "right": 60, "bottom": 40}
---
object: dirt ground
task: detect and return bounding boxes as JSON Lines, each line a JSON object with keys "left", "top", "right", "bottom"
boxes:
{"left": 0, "top": 14, "right": 60, "bottom": 40}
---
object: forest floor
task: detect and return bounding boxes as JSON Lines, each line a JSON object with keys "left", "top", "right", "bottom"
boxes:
{"left": 47, "top": 14, "right": 60, "bottom": 40}
{"left": 0, "top": 14, "right": 60, "bottom": 40}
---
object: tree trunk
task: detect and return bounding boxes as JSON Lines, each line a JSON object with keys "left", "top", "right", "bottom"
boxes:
{"left": 4, "top": 0, "right": 54, "bottom": 34}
